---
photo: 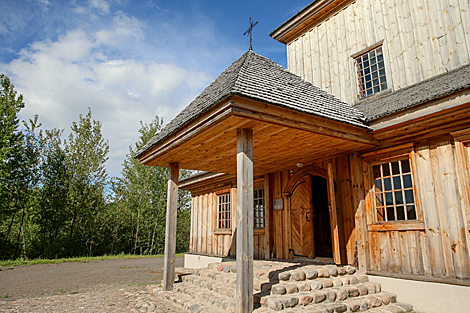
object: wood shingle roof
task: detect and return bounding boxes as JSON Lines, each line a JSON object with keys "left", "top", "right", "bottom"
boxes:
{"left": 137, "top": 51, "right": 368, "bottom": 158}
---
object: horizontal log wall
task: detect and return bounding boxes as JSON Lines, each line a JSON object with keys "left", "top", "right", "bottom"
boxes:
{"left": 362, "top": 140, "right": 470, "bottom": 279}
{"left": 286, "top": 0, "right": 470, "bottom": 105}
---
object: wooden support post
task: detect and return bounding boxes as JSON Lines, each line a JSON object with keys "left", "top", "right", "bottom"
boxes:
{"left": 327, "top": 161, "right": 342, "bottom": 265}
{"left": 163, "top": 162, "right": 179, "bottom": 291}
{"left": 236, "top": 129, "right": 254, "bottom": 313}
{"left": 350, "top": 153, "right": 370, "bottom": 272}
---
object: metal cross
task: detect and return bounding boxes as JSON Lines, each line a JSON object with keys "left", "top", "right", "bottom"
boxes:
{"left": 243, "top": 17, "right": 258, "bottom": 51}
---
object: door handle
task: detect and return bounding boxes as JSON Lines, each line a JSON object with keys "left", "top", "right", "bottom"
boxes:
{"left": 306, "top": 211, "right": 310, "bottom": 222}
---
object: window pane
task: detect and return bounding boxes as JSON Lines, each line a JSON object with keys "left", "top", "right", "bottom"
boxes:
{"left": 383, "top": 164, "right": 391, "bottom": 176}
{"left": 374, "top": 179, "right": 383, "bottom": 191}
{"left": 381, "top": 82, "right": 388, "bottom": 90}
{"left": 373, "top": 78, "right": 379, "bottom": 86}
{"left": 386, "top": 207, "right": 396, "bottom": 221}
{"left": 374, "top": 86, "right": 380, "bottom": 93}
{"left": 384, "top": 178, "right": 392, "bottom": 191}
{"left": 395, "top": 191, "right": 404, "bottom": 205}
{"left": 376, "top": 193, "right": 384, "bottom": 206}
{"left": 393, "top": 176, "right": 402, "bottom": 189}
{"left": 385, "top": 192, "right": 393, "bottom": 205}
{"left": 401, "top": 160, "right": 410, "bottom": 173}
{"left": 407, "top": 205, "right": 417, "bottom": 220}
{"left": 405, "top": 190, "right": 414, "bottom": 204}
{"left": 373, "top": 165, "right": 381, "bottom": 179}
{"left": 403, "top": 174, "right": 412, "bottom": 188}
{"left": 391, "top": 161, "right": 400, "bottom": 175}
{"left": 396, "top": 206, "right": 405, "bottom": 220}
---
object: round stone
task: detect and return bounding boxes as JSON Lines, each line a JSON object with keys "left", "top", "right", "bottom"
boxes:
{"left": 310, "top": 281, "right": 323, "bottom": 290}
{"left": 306, "top": 270, "right": 318, "bottom": 280}
{"left": 290, "top": 271, "right": 306, "bottom": 281}
{"left": 271, "top": 284, "right": 287, "bottom": 295}
{"left": 280, "top": 297, "right": 299, "bottom": 308}
{"left": 284, "top": 284, "right": 298, "bottom": 294}
{"left": 278, "top": 272, "right": 291, "bottom": 281}
{"left": 267, "top": 298, "right": 283, "bottom": 311}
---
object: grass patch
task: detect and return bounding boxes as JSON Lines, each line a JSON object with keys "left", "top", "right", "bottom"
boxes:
{"left": 0, "top": 253, "right": 185, "bottom": 268}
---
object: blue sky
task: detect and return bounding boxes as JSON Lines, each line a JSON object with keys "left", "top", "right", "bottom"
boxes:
{"left": 0, "top": 0, "right": 312, "bottom": 177}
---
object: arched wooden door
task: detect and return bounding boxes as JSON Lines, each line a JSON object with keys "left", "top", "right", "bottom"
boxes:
{"left": 290, "top": 175, "right": 315, "bottom": 258}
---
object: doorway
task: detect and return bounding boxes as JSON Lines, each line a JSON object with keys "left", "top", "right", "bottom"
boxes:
{"left": 289, "top": 174, "right": 332, "bottom": 259}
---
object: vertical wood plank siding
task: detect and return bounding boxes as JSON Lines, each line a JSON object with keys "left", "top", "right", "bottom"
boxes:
{"left": 286, "top": 0, "right": 470, "bottom": 105}
{"left": 188, "top": 139, "right": 470, "bottom": 279}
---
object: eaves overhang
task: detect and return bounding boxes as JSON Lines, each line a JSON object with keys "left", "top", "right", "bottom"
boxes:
{"left": 270, "top": 0, "right": 355, "bottom": 45}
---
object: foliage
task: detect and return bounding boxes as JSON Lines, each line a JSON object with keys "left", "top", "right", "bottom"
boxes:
{"left": 0, "top": 74, "right": 192, "bottom": 260}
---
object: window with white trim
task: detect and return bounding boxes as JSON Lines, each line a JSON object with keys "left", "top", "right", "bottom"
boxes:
{"left": 218, "top": 193, "right": 231, "bottom": 229}
{"left": 372, "top": 159, "right": 417, "bottom": 222}
{"left": 254, "top": 188, "right": 265, "bottom": 229}
{"left": 354, "top": 45, "right": 387, "bottom": 99}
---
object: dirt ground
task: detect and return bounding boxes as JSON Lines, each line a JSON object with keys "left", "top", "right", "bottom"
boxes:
{"left": 0, "top": 256, "right": 184, "bottom": 300}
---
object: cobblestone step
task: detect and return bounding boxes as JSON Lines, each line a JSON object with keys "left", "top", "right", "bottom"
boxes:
{"left": 148, "top": 284, "right": 232, "bottom": 313}
{"left": 147, "top": 261, "right": 415, "bottom": 313}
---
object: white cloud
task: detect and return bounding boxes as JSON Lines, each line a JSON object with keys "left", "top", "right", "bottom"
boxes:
{"left": 0, "top": 12, "right": 211, "bottom": 177}
{"left": 89, "top": 0, "right": 110, "bottom": 14}
{"left": 36, "top": 0, "right": 52, "bottom": 5}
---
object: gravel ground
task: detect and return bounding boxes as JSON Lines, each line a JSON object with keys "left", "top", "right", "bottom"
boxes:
{"left": 0, "top": 256, "right": 185, "bottom": 312}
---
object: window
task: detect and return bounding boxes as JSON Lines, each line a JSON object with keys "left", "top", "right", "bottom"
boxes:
{"left": 254, "top": 188, "right": 265, "bottom": 229}
{"left": 372, "top": 159, "right": 417, "bottom": 222}
{"left": 354, "top": 45, "right": 387, "bottom": 99}
{"left": 218, "top": 193, "right": 231, "bottom": 229}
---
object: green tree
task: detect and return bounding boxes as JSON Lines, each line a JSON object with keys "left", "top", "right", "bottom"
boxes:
{"left": 65, "top": 108, "right": 109, "bottom": 256}
{"left": 114, "top": 116, "right": 192, "bottom": 255}
{"left": 0, "top": 74, "right": 26, "bottom": 259}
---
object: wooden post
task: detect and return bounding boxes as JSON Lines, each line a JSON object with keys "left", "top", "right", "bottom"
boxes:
{"left": 350, "top": 153, "right": 370, "bottom": 272}
{"left": 236, "top": 129, "right": 253, "bottom": 313}
{"left": 327, "top": 161, "right": 342, "bottom": 265}
{"left": 163, "top": 162, "right": 179, "bottom": 291}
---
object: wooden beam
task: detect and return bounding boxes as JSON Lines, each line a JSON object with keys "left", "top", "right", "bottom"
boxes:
{"left": 327, "top": 161, "right": 342, "bottom": 264}
{"left": 163, "top": 162, "right": 179, "bottom": 291}
{"left": 236, "top": 129, "right": 254, "bottom": 313}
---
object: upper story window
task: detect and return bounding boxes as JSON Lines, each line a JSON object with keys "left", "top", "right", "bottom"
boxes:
{"left": 354, "top": 45, "right": 387, "bottom": 99}
{"left": 373, "top": 159, "right": 417, "bottom": 222}
{"left": 254, "top": 188, "right": 265, "bottom": 229}
{"left": 218, "top": 193, "right": 231, "bottom": 229}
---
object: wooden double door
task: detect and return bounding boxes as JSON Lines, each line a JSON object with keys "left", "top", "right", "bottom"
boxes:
{"left": 290, "top": 175, "right": 332, "bottom": 259}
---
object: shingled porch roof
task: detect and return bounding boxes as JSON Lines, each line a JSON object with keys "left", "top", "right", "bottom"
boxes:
{"left": 136, "top": 51, "right": 377, "bottom": 175}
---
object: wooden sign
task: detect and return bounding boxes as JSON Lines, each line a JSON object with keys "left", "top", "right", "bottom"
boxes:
{"left": 274, "top": 198, "right": 283, "bottom": 210}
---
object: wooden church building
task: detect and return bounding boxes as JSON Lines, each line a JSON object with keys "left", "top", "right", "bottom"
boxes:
{"left": 136, "top": 0, "right": 470, "bottom": 302}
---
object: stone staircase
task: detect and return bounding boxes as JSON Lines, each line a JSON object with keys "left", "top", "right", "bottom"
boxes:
{"left": 147, "top": 260, "right": 414, "bottom": 313}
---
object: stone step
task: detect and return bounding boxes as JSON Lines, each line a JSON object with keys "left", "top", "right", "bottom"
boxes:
{"left": 147, "top": 261, "right": 414, "bottom": 313}
{"left": 148, "top": 283, "right": 235, "bottom": 313}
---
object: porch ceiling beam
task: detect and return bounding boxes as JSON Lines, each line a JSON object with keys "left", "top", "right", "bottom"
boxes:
{"left": 229, "top": 98, "right": 378, "bottom": 146}
{"left": 236, "top": 128, "right": 254, "bottom": 313}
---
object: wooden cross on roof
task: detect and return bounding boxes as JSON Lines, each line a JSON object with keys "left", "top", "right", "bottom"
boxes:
{"left": 243, "top": 17, "right": 258, "bottom": 51}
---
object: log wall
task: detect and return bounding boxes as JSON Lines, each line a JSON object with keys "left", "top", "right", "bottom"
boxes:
{"left": 286, "top": 0, "right": 470, "bottom": 105}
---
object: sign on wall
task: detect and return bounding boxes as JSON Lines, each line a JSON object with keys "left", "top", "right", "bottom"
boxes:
{"left": 274, "top": 198, "right": 284, "bottom": 210}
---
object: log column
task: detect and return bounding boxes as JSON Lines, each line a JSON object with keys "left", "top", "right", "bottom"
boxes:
{"left": 236, "top": 129, "right": 254, "bottom": 313}
{"left": 163, "top": 162, "right": 179, "bottom": 291}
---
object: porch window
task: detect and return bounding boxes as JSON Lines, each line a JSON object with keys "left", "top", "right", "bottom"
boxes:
{"left": 354, "top": 44, "right": 387, "bottom": 99}
{"left": 372, "top": 159, "right": 417, "bottom": 222}
{"left": 254, "top": 188, "right": 265, "bottom": 229}
{"left": 218, "top": 193, "right": 231, "bottom": 229}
